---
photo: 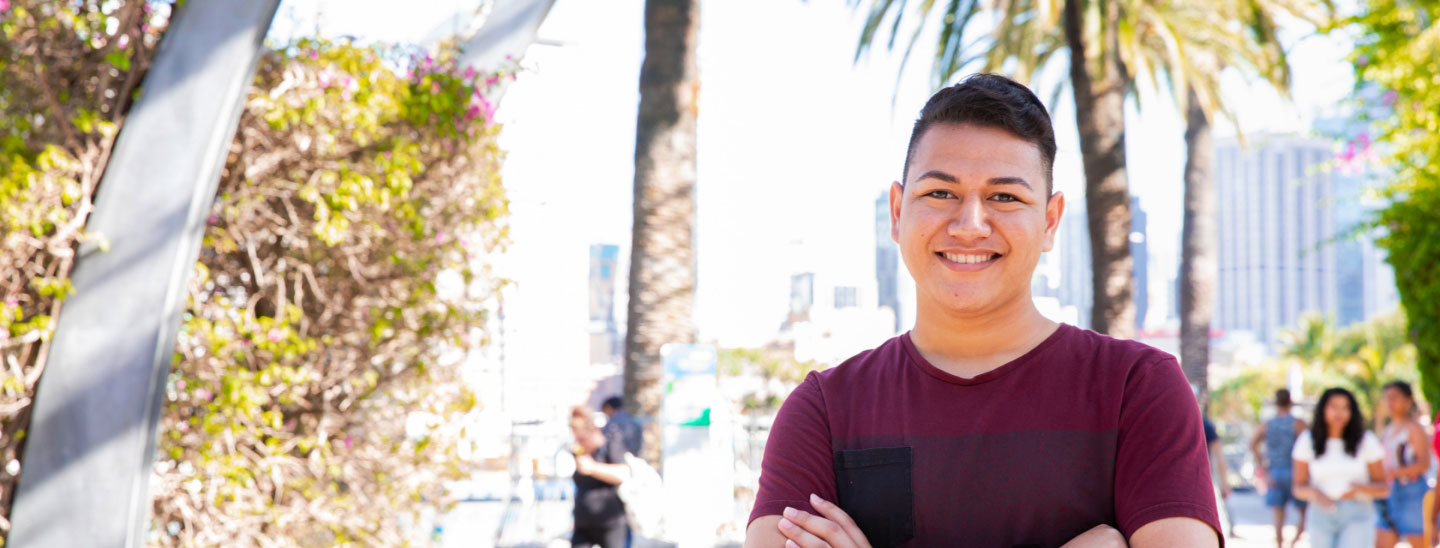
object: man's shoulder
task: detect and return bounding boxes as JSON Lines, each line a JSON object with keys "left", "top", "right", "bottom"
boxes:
{"left": 1062, "top": 325, "right": 1178, "bottom": 371}
{"left": 808, "top": 333, "right": 910, "bottom": 385}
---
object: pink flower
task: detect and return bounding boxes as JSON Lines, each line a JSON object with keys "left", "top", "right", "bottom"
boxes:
{"left": 485, "top": 75, "right": 499, "bottom": 87}
{"left": 0, "top": 0, "right": 9, "bottom": 11}
{"left": 207, "top": 214, "right": 218, "bottom": 225}
{"left": 1383, "top": 90, "right": 1399, "bottom": 106}
{"left": 343, "top": 435, "right": 353, "bottom": 450}
{"left": 1356, "top": 55, "right": 1369, "bottom": 67}
{"left": 463, "top": 66, "right": 476, "bottom": 80}
{"left": 477, "top": 95, "right": 496, "bottom": 122}
{"left": 309, "top": 50, "right": 319, "bottom": 60}
{"left": 431, "top": 81, "right": 441, "bottom": 94}
{"left": 465, "top": 105, "right": 481, "bottom": 121}
{"left": 194, "top": 389, "right": 213, "bottom": 402}
{"left": 318, "top": 70, "right": 334, "bottom": 89}
{"left": 4, "top": 296, "right": 18, "bottom": 307}
{"left": 176, "top": 379, "right": 187, "bottom": 390}
{"left": 435, "top": 231, "right": 445, "bottom": 244}
{"left": 117, "top": 35, "right": 130, "bottom": 50}
{"left": 267, "top": 328, "right": 284, "bottom": 343}
{"left": 176, "top": 421, "right": 189, "bottom": 432}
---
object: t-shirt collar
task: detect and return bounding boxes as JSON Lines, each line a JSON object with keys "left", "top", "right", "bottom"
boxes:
{"left": 900, "top": 323, "right": 1072, "bottom": 386}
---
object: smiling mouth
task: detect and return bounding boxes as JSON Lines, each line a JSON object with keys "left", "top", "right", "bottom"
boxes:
{"left": 938, "top": 252, "right": 1000, "bottom": 265}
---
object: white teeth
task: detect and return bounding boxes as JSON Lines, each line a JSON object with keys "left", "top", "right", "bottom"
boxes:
{"left": 942, "top": 253, "right": 996, "bottom": 264}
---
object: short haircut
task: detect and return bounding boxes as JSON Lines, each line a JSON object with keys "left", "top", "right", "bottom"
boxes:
{"left": 601, "top": 396, "right": 623, "bottom": 412}
{"left": 1275, "top": 389, "right": 1292, "bottom": 408}
{"left": 903, "top": 73, "right": 1057, "bottom": 194}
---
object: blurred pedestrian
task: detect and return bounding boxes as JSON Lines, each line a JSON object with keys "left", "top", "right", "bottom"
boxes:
{"left": 569, "top": 406, "right": 629, "bottom": 548}
{"left": 1204, "top": 416, "right": 1235, "bottom": 538}
{"left": 601, "top": 396, "right": 643, "bottom": 456}
{"left": 1250, "top": 388, "right": 1308, "bottom": 548}
{"left": 1293, "top": 387, "right": 1390, "bottom": 548}
{"left": 1375, "top": 381, "right": 1431, "bottom": 548}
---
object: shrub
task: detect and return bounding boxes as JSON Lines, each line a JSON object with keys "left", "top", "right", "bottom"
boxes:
{"left": 148, "top": 38, "right": 510, "bottom": 546}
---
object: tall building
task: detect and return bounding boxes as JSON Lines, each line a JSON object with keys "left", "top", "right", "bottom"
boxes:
{"left": 787, "top": 272, "right": 815, "bottom": 327}
{"left": 1214, "top": 135, "right": 1398, "bottom": 351}
{"left": 875, "top": 190, "right": 901, "bottom": 333}
{"left": 1130, "top": 196, "right": 1149, "bottom": 332}
{"left": 1031, "top": 202, "right": 1093, "bottom": 329}
{"left": 588, "top": 244, "right": 622, "bottom": 365}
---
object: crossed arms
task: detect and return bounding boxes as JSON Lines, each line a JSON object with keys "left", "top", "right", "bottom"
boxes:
{"left": 743, "top": 496, "right": 1218, "bottom": 548}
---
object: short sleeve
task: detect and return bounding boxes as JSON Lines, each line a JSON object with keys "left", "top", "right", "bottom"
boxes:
{"left": 1112, "top": 357, "right": 1222, "bottom": 542}
{"left": 1360, "top": 432, "right": 1386, "bottom": 463}
{"left": 748, "top": 372, "right": 836, "bottom": 526}
{"left": 1292, "top": 431, "right": 1315, "bottom": 462}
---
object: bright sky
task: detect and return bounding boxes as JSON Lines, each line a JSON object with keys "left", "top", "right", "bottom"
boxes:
{"left": 269, "top": 0, "right": 1357, "bottom": 358}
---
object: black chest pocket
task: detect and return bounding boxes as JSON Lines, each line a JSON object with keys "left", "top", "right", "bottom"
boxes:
{"left": 833, "top": 446, "right": 915, "bottom": 548}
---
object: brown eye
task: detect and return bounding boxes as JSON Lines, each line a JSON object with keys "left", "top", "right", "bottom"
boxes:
{"left": 925, "top": 190, "right": 955, "bottom": 199}
{"left": 992, "top": 193, "right": 1019, "bottom": 203}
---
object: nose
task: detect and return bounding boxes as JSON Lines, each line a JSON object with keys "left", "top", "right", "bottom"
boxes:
{"left": 947, "top": 195, "right": 991, "bottom": 241}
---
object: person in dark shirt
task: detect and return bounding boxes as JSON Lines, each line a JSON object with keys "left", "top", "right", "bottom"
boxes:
{"left": 744, "top": 74, "right": 1220, "bottom": 548}
{"left": 601, "top": 396, "right": 643, "bottom": 456}
{"left": 569, "top": 406, "right": 629, "bottom": 548}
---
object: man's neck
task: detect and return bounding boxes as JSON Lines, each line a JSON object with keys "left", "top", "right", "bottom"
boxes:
{"left": 909, "top": 296, "right": 1059, "bottom": 380}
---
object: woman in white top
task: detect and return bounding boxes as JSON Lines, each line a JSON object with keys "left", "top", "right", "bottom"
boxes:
{"left": 1293, "top": 387, "right": 1390, "bottom": 548}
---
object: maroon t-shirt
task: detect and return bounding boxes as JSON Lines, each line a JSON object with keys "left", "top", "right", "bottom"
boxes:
{"left": 749, "top": 324, "right": 1220, "bottom": 547}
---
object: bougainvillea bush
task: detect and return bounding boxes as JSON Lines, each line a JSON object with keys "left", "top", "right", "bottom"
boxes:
{"left": 0, "top": 0, "right": 173, "bottom": 538}
{"left": 148, "top": 38, "right": 509, "bottom": 546}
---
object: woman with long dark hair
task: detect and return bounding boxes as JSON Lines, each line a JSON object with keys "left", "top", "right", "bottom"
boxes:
{"left": 1375, "top": 381, "right": 1431, "bottom": 548}
{"left": 1293, "top": 387, "right": 1390, "bottom": 548}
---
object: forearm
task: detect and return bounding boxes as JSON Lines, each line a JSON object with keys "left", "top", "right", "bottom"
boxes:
{"left": 584, "top": 461, "right": 629, "bottom": 485}
{"left": 1350, "top": 481, "right": 1391, "bottom": 498}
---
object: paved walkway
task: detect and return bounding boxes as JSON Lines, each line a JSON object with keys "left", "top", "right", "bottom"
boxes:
{"left": 445, "top": 489, "right": 1425, "bottom": 547}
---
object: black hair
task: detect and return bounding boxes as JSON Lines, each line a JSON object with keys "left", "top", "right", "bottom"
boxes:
{"left": 1384, "top": 381, "right": 1416, "bottom": 415}
{"left": 1311, "top": 387, "right": 1365, "bottom": 457}
{"left": 1275, "top": 388, "right": 1292, "bottom": 408}
{"left": 903, "top": 73, "right": 1057, "bottom": 193}
{"left": 601, "top": 396, "right": 623, "bottom": 412}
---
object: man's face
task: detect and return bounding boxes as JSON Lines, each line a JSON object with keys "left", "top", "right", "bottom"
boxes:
{"left": 890, "top": 123, "right": 1063, "bottom": 317}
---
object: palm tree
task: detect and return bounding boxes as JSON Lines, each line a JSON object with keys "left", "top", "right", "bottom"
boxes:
{"left": 623, "top": 0, "right": 701, "bottom": 468}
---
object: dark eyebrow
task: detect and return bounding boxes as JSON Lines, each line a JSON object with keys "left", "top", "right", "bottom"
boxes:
{"left": 914, "top": 170, "right": 1033, "bottom": 191}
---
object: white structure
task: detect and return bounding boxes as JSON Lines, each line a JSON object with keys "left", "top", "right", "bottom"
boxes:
{"left": 1213, "top": 135, "right": 1399, "bottom": 351}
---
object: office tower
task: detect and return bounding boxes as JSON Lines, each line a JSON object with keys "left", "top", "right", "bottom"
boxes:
{"left": 875, "top": 190, "right": 901, "bottom": 333}
{"left": 1214, "top": 135, "right": 1398, "bottom": 351}
{"left": 588, "top": 244, "right": 622, "bottom": 365}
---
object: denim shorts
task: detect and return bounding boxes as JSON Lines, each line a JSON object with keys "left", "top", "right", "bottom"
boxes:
{"left": 1376, "top": 478, "right": 1428, "bottom": 535}
{"left": 1264, "top": 471, "right": 1308, "bottom": 510}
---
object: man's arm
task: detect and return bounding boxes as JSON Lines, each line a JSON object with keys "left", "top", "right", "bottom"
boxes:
{"left": 1210, "top": 439, "right": 1231, "bottom": 498}
{"left": 744, "top": 516, "right": 786, "bottom": 548}
{"left": 1130, "top": 517, "right": 1218, "bottom": 548}
{"left": 1249, "top": 422, "right": 1267, "bottom": 485}
{"left": 575, "top": 455, "right": 627, "bottom": 485}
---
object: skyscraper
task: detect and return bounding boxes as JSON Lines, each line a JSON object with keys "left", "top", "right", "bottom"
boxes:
{"left": 1213, "top": 135, "right": 1398, "bottom": 350}
{"left": 588, "top": 243, "right": 622, "bottom": 365}
{"left": 875, "top": 190, "right": 901, "bottom": 333}
{"left": 1130, "top": 196, "right": 1148, "bottom": 332}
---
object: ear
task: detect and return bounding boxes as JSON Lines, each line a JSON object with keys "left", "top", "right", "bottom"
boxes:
{"left": 1042, "top": 191, "right": 1064, "bottom": 252}
{"left": 889, "top": 181, "right": 904, "bottom": 244}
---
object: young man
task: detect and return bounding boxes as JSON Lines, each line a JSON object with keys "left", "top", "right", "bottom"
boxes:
{"left": 1250, "top": 389, "right": 1307, "bottom": 548}
{"left": 744, "top": 74, "right": 1220, "bottom": 547}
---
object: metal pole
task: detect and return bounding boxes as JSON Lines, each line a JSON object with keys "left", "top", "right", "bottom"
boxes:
{"left": 8, "top": 2, "right": 279, "bottom": 546}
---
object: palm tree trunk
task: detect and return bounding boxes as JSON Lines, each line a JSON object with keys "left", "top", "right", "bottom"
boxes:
{"left": 1180, "top": 87, "right": 1215, "bottom": 411}
{"left": 1064, "top": 0, "right": 1135, "bottom": 338}
{"left": 624, "top": 0, "right": 700, "bottom": 469}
